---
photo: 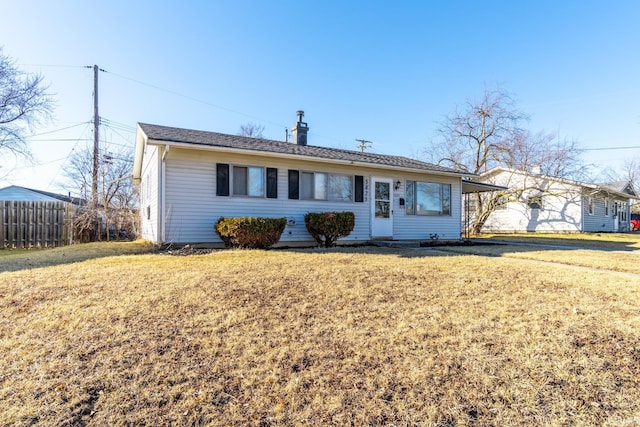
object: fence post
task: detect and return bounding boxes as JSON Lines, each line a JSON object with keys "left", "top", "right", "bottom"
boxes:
{"left": 0, "top": 201, "right": 6, "bottom": 247}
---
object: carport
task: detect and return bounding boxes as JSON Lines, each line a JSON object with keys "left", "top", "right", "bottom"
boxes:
{"left": 461, "top": 180, "right": 508, "bottom": 239}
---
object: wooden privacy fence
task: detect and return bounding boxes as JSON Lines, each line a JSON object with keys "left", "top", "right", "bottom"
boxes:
{"left": 0, "top": 200, "right": 74, "bottom": 248}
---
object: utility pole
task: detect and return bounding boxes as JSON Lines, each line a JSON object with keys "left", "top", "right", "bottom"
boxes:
{"left": 85, "top": 64, "right": 105, "bottom": 208}
{"left": 355, "top": 138, "right": 373, "bottom": 152}
{"left": 92, "top": 65, "right": 99, "bottom": 208}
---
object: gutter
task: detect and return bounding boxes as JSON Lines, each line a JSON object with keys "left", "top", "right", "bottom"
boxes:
{"left": 160, "top": 145, "right": 167, "bottom": 243}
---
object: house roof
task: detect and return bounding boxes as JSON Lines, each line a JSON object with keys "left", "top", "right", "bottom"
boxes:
{"left": 600, "top": 181, "right": 638, "bottom": 197}
{"left": 481, "top": 167, "right": 639, "bottom": 200}
{"left": 133, "top": 122, "right": 472, "bottom": 184}
{"left": 0, "top": 185, "right": 85, "bottom": 205}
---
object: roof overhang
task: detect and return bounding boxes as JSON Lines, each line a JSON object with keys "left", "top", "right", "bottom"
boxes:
{"left": 590, "top": 186, "right": 640, "bottom": 200}
{"left": 141, "top": 136, "right": 476, "bottom": 179}
{"left": 462, "top": 180, "right": 508, "bottom": 194}
{"left": 132, "top": 125, "right": 147, "bottom": 185}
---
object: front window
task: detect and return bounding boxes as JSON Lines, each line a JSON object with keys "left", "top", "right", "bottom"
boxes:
{"left": 301, "top": 172, "right": 326, "bottom": 199}
{"left": 301, "top": 172, "right": 353, "bottom": 201}
{"left": 587, "top": 196, "right": 594, "bottom": 215}
{"left": 328, "top": 174, "right": 353, "bottom": 201}
{"left": 405, "top": 181, "right": 451, "bottom": 216}
{"left": 233, "top": 166, "right": 264, "bottom": 197}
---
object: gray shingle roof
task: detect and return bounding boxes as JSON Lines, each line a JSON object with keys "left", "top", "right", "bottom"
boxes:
{"left": 138, "top": 122, "right": 469, "bottom": 176}
{"left": 0, "top": 185, "right": 85, "bottom": 205}
{"left": 600, "top": 181, "right": 636, "bottom": 195}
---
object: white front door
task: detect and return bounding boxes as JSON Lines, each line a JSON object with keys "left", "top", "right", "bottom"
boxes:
{"left": 371, "top": 177, "right": 393, "bottom": 239}
{"left": 614, "top": 202, "right": 619, "bottom": 232}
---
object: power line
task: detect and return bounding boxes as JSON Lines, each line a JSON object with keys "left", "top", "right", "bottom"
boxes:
{"left": 100, "top": 118, "right": 135, "bottom": 132}
{"left": 23, "top": 64, "right": 360, "bottom": 151}
{"left": 26, "top": 138, "right": 92, "bottom": 143}
{"left": 584, "top": 145, "right": 640, "bottom": 151}
{"left": 103, "top": 70, "right": 291, "bottom": 130}
{"left": 101, "top": 130, "right": 134, "bottom": 150}
{"left": 45, "top": 121, "right": 93, "bottom": 191}
{"left": 25, "top": 121, "right": 92, "bottom": 139}
{"left": 18, "top": 63, "right": 87, "bottom": 69}
{"left": 33, "top": 156, "right": 69, "bottom": 166}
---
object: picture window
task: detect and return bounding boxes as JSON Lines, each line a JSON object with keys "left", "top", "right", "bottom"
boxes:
{"left": 300, "top": 171, "right": 353, "bottom": 201}
{"left": 405, "top": 181, "right": 451, "bottom": 216}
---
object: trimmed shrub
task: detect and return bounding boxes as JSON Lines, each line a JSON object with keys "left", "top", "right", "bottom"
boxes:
{"left": 304, "top": 211, "right": 355, "bottom": 248}
{"left": 215, "top": 217, "right": 286, "bottom": 249}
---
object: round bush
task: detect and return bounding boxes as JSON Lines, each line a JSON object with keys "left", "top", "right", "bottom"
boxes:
{"left": 215, "top": 217, "right": 286, "bottom": 249}
{"left": 304, "top": 211, "right": 355, "bottom": 247}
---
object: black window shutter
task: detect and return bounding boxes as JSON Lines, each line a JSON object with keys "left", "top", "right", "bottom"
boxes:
{"left": 266, "top": 168, "right": 278, "bottom": 199}
{"left": 288, "top": 170, "right": 299, "bottom": 199}
{"left": 354, "top": 175, "right": 364, "bottom": 202}
{"left": 216, "top": 163, "right": 229, "bottom": 196}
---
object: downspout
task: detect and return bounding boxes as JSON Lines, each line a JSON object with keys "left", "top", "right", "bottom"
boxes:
{"left": 160, "top": 145, "right": 170, "bottom": 243}
{"left": 580, "top": 193, "right": 585, "bottom": 232}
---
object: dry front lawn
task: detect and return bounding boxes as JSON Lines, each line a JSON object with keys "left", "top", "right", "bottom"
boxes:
{"left": 1, "top": 242, "right": 640, "bottom": 425}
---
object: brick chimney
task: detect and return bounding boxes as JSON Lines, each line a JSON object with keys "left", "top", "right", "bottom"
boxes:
{"left": 291, "top": 110, "right": 308, "bottom": 146}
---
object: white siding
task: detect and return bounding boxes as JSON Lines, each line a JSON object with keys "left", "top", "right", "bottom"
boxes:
{"left": 481, "top": 171, "right": 636, "bottom": 233}
{"left": 163, "top": 149, "right": 372, "bottom": 244}
{"left": 138, "top": 145, "right": 160, "bottom": 242}
{"left": 159, "top": 147, "right": 464, "bottom": 244}
{"left": 483, "top": 191, "right": 583, "bottom": 232}
{"left": 481, "top": 171, "right": 584, "bottom": 232}
{"left": 393, "top": 174, "right": 462, "bottom": 240}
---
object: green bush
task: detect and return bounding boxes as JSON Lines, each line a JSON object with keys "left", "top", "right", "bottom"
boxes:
{"left": 215, "top": 217, "right": 286, "bottom": 249}
{"left": 304, "top": 211, "right": 355, "bottom": 248}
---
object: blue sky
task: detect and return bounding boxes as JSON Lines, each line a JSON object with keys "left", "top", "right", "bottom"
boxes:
{"left": 1, "top": 0, "right": 639, "bottom": 193}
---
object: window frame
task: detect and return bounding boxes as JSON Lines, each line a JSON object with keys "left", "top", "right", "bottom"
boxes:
{"left": 232, "top": 165, "right": 266, "bottom": 198}
{"left": 299, "top": 170, "right": 354, "bottom": 202}
{"left": 495, "top": 195, "right": 508, "bottom": 211}
{"left": 527, "top": 196, "right": 543, "bottom": 210}
{"left": 405, "top": 180, "right": 452, "bottom": 216}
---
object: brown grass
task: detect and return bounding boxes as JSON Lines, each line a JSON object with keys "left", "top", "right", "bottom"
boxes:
{"left": 0, "top": 240, "right": 155, "bottom": 272}
{"left": 477, "top": 232, "right": 640, "bottom": 251}
{"left": 1, "top": 241, "right": 640, "bottom": 426}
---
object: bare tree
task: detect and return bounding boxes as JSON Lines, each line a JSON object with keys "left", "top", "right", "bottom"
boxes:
{"left": 425, "top": 86, "right": 585, "bottom": 234}
{"left": 0, "top": 48, "right": 54, "bottom": 160}
{"left": 601, "top": 158, "right": 640, "bottom": 192}
{"left": 426, "top": 87, "right": 526, "bottom": 173}
{"left": 63, "top": 146, "right": 138, "bottom": 241}
{"left": 237, "top": 122, "right": 265, "bottom": 138}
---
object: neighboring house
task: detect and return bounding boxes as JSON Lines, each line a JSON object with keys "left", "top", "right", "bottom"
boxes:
{"left": 0, "top": 185, "right": 84, "bottom": 247}
{"left": 132, "top": 113, "right": 479, "bottom": 246}
{"left": 476, "top": 167, "right": 637, "bottom": 233}
{"left": 0, "top": 185, "right": 85, "bottom": 205}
